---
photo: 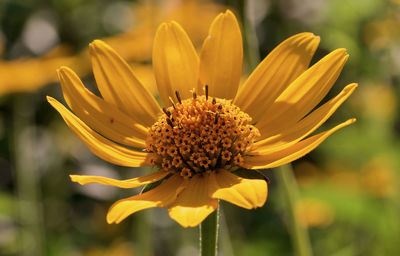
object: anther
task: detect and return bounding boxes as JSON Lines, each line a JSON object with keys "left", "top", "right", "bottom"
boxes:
{"left": 192, "top": 88, "right": 197, "bottom": 99}
{"left": 205, "top": 85, "right": 209, "bottom": 100}
{"left": 162, "top": 107, "right": 171, "bottom": 117}
{"left": 168, "top": 97, "right": 176, "bottom": 109}
{"left": 175, "top": 91, "right": 182, "bottom": 104}
{"left": 212, "top": 98, "right": 216, "bottom": 104}
{"left": 218, "top": 105, "right": 223, "bottom": 110}
{"left": 166, "top": 118, "right": 174, "bottom": 128}
{"left": 214, "top": 113, "right": 219, "bottom": 124}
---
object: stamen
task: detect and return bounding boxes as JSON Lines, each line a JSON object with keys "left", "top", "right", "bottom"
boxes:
{"left": 169, "top": 97, "right": 176, "bottom": 109}
{"left": 175, "top": 91, "right": 182, "bottom": 104}
{"left": 214, "top": 113, "right": 219, "bottom": 124}
{"left": 212, "top": 98, "right": 216, "bottom": 104}
{"left": 192, "top": 88, "right": 197, "bottom": 99}
{"left": 162, "top": 107, "right": 171, "bottom": 117}
{"left": 166, "top": 118, "right": 174, "bottom": 128}
{"left": 205, "top": 85, "right": 209, "bottom": 100}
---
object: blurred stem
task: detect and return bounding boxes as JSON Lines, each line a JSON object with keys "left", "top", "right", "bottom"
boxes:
{"left": 238, "top": 1, "right": 313, "bottom": 255}
{"left": 236, "top": 0, "right": 260, "bottom": 70}
{"left": 199, "top": 207, "right": 219, "bottom": 256}
{"left": 12, "top": 95, "right": 44, "bottom": 256}
{"left": 275, "top": 165, "right": 313, "bottom": 256}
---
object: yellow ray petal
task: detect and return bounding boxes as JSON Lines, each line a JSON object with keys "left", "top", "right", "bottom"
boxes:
{"left": 107, "top": 174, "right": 185, "bottom": 224}
{"left": 252, "top": 83, "right": 358, "bottom": 153}
{"left": 168, "top": 174, "right": 218, "bottom": 227}
{"left": 256, "top": 49, "right": 349, "bottom": 139}
{"left": 153, "top": 21, "right": 199, "bottom": 106}
{"left": 212, "top": 169, "right": 267, "bottom": 209}
{"left": 234, "top": 33, "right": 320, "bottom": 123}
{"left": 199, "top": 10, "right": 243, "bottom": 100}
{"left": 70, "top": 170, "right": 169, "bottom": 189}
{"left": 243, "top": 119, "right": 356, "bottom": 169}
{"left": 58, "top": 67, "right": 148, "bottom": 148}
{"left": 89, "top": 40, "right": 161, "bottom": 127}
{"left": 47, "top": 96, "right": 149, "bottom": 167}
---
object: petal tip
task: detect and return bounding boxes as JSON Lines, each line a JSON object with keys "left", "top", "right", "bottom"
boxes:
{"left": 348, "top": 118, "right": 357, "bottom": 124}
{"left": 69, "top": 174, "right": 78, "bottom": 182}
{"left": 350, "top": 82, "right": 359, "bottom": 88}
{"left": 89, "top": 40, "right": 108, "bottom": 55}
{"left": 337, "top": 48, "right": 348, "bottom": 55}
{"left": 225, "top": 9, "right": 234, "bottom": 16}
{"left": 106, "top": 214, "right": 115, "bottom": 224}
{"left": 46, "top": 95, "right": 55, "bottom": 103}
{"left": 223, "top": 9, "right": 239, "bottom": 23}
{"left": 91, "top": 39, "right": 106, "bottom": 47}
{"left": 57, "top": 66, "right": 71, "bottom": 76}
{"left": 342, "top": 83, "right": 358, "bottom": 94}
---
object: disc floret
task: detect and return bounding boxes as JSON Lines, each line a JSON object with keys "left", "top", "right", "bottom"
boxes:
{"left": 146, "top": 92, "right": 260, "bottom": 178}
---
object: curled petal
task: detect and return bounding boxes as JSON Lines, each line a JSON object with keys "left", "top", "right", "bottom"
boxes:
{"left": 212, "top": 170, "right": 267, "bottom": 209}
{"left": 107, "top": 174, "right": 185, "bottom": 224}
{"left": 70, "top": 170, "right": 169, "bottom": 189}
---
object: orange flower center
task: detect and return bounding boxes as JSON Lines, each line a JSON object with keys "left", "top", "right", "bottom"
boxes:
{"left": 146, "top": 90, "right": 260, "bottom": 178}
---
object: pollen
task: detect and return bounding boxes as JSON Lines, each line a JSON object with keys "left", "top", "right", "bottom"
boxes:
{"left": 146, "top": 91, "right": 260, "bottom": 178}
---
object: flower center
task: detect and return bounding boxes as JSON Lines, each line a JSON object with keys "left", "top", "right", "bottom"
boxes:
{"left": 146, "top": 89, "right": 260, "bottom": 179}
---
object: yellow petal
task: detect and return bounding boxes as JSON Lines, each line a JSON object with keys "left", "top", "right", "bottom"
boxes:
{"left": 243, "top": 119, "right": 356, "bottom": 169}
{"left": 252, "top": 83, "right": 358, "bottom": 153}
{"left": 234, "top": 33, "right": 320, "bottom": 123}
{"left": 212, "top": 170, "right": 267, "bottom": 209}
{"left": 168, "top": 174, "right": 218, "bottom": 227}
{"left": 58, "top": 66, "right": 148, "bottom": 148}
{"left": 47, "top": 96, "right": 149, "bottom": 167}
{"left": 199, "top": 10, "right": 243, "bottom": 100}
{"left": 70, "top": 170, "right": 169, "bottom": 189}
{"left": 256, "top": 49, "right": 349, "bottom": 139}
{"left": 107, "top": 174, "right": 185, "bottom": 224}
{"left": 152, "top": 22, "right": 199, "bottom": 106}
{"left": 89, "top": 40, "right": 161, "bottom": 127}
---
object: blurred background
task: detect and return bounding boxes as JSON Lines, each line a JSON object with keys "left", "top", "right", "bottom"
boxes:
{"left": 0, "top": 0, "right": 399, "bottom": 255}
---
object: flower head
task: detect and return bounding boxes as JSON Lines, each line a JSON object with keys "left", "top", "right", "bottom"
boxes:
{"left": 48, "top": 10, "right": 356, "bottom": 227}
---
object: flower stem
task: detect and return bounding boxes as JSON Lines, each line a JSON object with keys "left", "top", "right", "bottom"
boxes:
{"left": 199, "top": 207, "right": 219, "bottom": 256}
{"left": 275, "top": 164, "right": 313, "bottom": 256}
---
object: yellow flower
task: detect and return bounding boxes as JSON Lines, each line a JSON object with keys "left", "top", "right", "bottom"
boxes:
{"left": 0, "top": 0, "right": 224, "bottom": 96}
{"left": 0, "top": 45, "right": 81, "bottom": 95}
{"left": 48, "top": 10, "right": 356, "bottom": 227}
{"left": 296, "top": 198, "right": 335, "bottom": 228}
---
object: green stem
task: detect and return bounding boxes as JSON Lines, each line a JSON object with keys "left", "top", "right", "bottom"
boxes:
{"left": 199, "top": 207, "right": 219, "bottom": 256}
{"left": 13, "top": 95, "right": 44, "bottom": 256}
{"left": 275, "top": 164, "right": 313, "bottom": 256}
